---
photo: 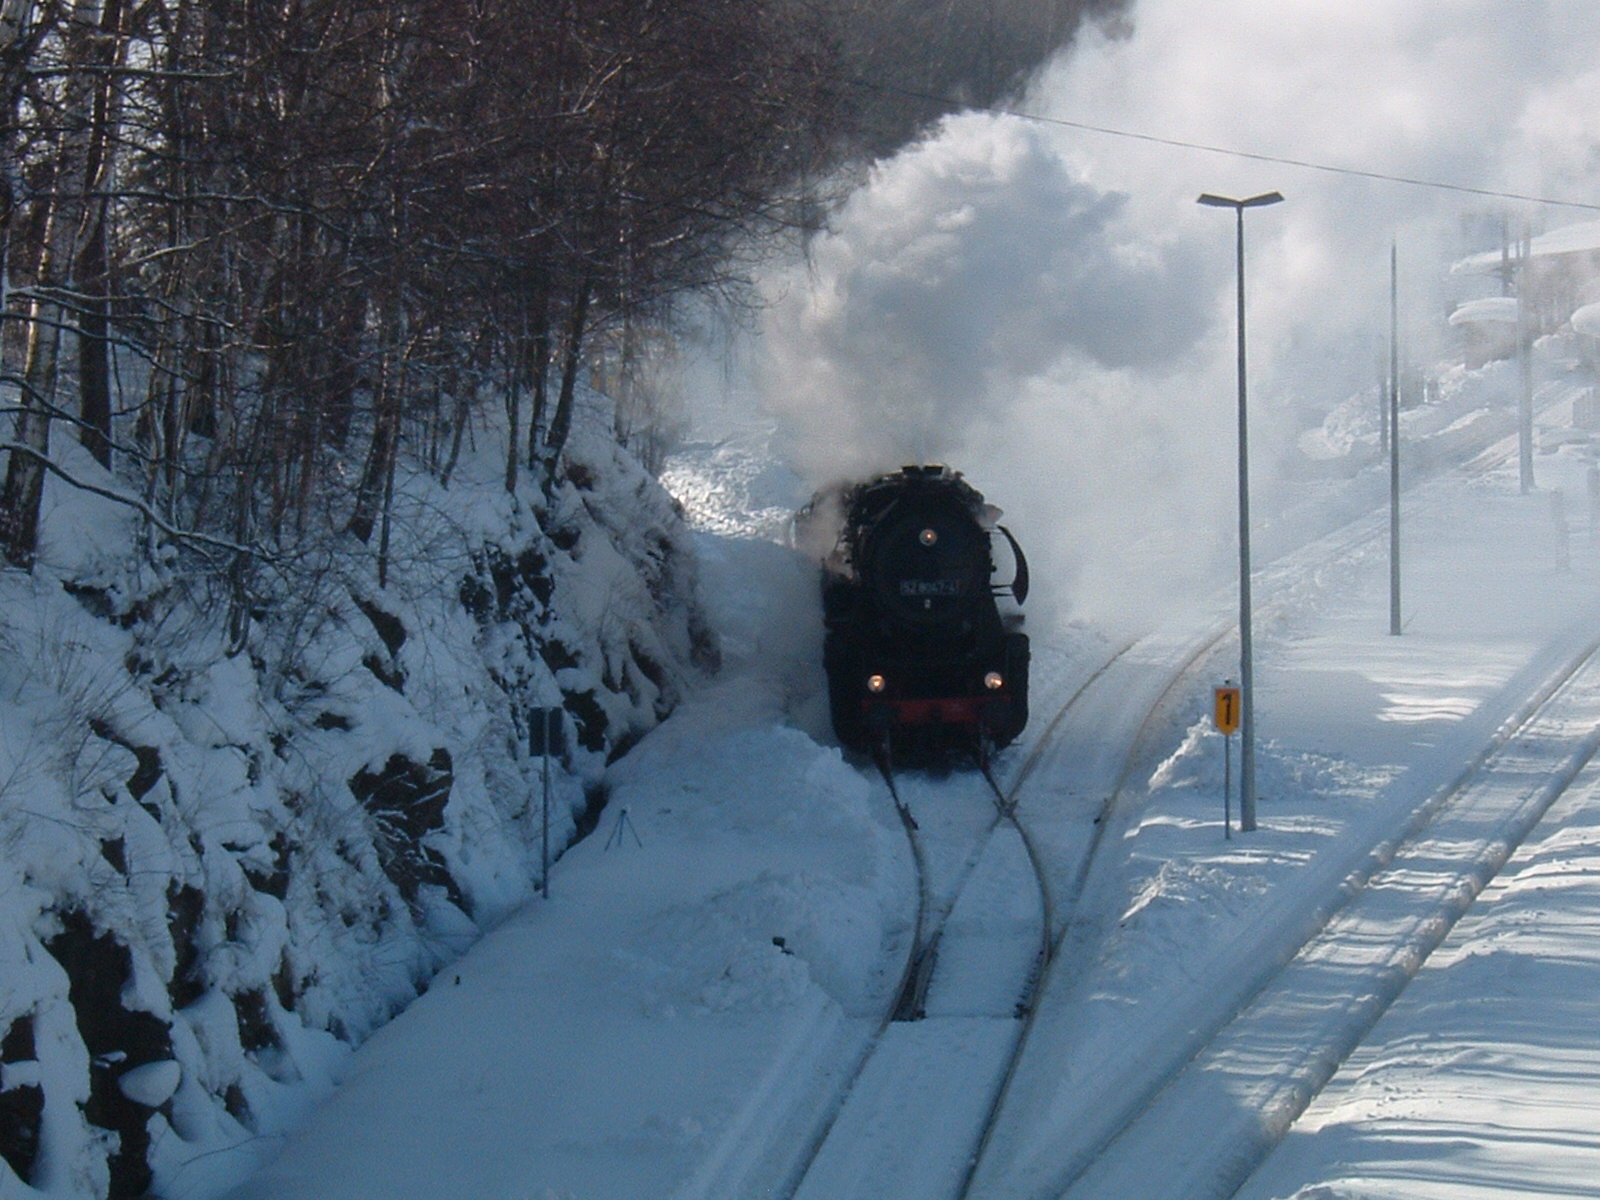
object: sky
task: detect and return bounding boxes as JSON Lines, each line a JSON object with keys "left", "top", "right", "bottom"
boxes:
{"left": 751, "top": 0, "right": 1600, "bottom": 631}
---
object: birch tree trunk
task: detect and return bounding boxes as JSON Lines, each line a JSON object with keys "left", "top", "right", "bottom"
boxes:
{"left": 73, "top": 0, "right": 128, "bottom": 469}
{"left": 2, "top": 0, "right": 100, "bottom": 569}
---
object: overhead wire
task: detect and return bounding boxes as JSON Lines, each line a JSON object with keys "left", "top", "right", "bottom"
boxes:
{"left": 833, "top": 71, "right": 1600, "bottom": 214}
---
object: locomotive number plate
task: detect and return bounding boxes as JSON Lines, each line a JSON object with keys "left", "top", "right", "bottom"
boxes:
{"left": 900, "top": 580, "right": 962, "bottom": 597}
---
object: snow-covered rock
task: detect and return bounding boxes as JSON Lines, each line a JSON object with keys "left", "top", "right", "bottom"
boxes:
{"left": 0, "top": 410, "right": 713, "bottom": 1198}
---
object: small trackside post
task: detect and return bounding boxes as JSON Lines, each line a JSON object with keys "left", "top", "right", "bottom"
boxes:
{"left": 529, "top": 706, "right": 564, "bottom": 897}
{"left": 1214, "top": 682, "right": 1241, "bottom": 840}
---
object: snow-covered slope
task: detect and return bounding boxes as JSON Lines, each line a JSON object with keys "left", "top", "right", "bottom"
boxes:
{"left": 0, "top": 413, "right": 712, "bottom": 1199}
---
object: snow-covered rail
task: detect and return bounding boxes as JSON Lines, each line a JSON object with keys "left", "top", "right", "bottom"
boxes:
{"left": 773, "top": 771, "right": 1037, "bottom": 1200}
{"left": 778, "top": 531, "right": 1397, "bottom": 1200}
{"left": 880, "top": 766, "right": 935, "bottom": 1024}
{"left": 777, "top": 618, "right": 1251, "bottom": 1200}
{"left": 960, "top": 396, "right": 1598, "bottom": 1200}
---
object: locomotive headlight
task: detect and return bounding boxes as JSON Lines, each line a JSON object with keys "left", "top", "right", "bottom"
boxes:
{"left": 866, "top": 673, "right": 887, "bottom": 694}
{"left": 918, "top": 527, "right": 938, "bottom": 547}
{"left": 984, "top": 671, "right": 1005, "bottom": 691}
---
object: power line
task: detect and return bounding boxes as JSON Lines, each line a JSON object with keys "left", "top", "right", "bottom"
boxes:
{"left": 1000, "top": 104, "right": 1600, "bottom": 213}
{"left": 840, "top": 73, "right": 1600, "bottom": 214}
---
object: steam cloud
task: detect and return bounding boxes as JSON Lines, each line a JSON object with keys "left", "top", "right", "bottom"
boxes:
{"left": 762, "top": 112, "right": 1208, "bottom": 485}
{"left": 755, "top": 1, "right": 1600, "bottom": 632}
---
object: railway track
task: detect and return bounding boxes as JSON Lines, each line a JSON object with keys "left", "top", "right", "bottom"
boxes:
{"left": 959, "top": 398, "right": 1597, "bottom": 1198}
{"left": 771, "top": 602, "right": 1254, "bottom": 1200}
{"left": 1023, "top": 632, "right": 1600, "bottom": 1200}
{"left": 773, "top": 492, "right": 1430, "bottom": 1200}
{"left": 766, "top": 642, "right": 1130, "bottom": 1200}
{"left": 961, "top": 388, "right": 1600, "bottom": 1200}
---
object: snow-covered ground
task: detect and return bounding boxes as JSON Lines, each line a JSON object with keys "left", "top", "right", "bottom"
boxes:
{"left": 1239, "top": 764, "right": 1600, "bottom": 1200}
{"left": 0, "top": 409, "right": 711, "bottom": 1200}
{"left": 209, "top": 375, "right": 1600, "bottom": 1200}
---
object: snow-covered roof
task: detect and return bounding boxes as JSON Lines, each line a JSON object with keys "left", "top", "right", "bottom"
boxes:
{"left": 1573, "top": 301, "right": 1600, "bottom": 339}
{"left": 1453, "top": 218, "right": 1600, "bottom": 275}
{"left": 1447, "top": 295, "right": 1519, "bottom": 325}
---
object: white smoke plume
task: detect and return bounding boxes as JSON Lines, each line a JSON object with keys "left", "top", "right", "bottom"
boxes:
{"left": 755, "top": 1, "right": 1600, "bottom": 632}
{"left": 762, "top": 111, "right": 1209, "bottom": 483}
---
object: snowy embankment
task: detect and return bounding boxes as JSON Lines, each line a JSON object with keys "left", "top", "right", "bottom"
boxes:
{"left": 0, "top": 414, "right": 711, "bottom": 1200}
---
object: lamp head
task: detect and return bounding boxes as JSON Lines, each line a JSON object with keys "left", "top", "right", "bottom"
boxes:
{"left": 1198, "top": 191, "right": 1285, "bottom": 209}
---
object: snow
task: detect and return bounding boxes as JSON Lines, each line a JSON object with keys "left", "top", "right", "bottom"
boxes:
{"left": 117, "top": 1062, "right": 182, "bottom": 1110}
{"left": 11, "top": 300, "right": 1600, "bottom": 1200}
{"left": 1572, "top": 301, "right": 1600, "bottom": 339}
{"left": 0, "top": 407, "right": 712, "bottom": 1199}
{"left": 197, "top": 366, "right": 1600, "bottom": 1200}
{"left": 1449, "top": 296, "right": 1520, "bottom": 326}
{"left": 1454, "top": 218, "right": 1600, "bottom": 275}
{"left": 1238, "top": 760, "right": 1600, "bottom": 1200}
{"left": 187, "top": 7, "right": 1600, "bottom": 1195}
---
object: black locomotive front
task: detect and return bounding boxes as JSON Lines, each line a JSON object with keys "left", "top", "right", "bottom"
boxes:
{"left": 811, "top": 465, "right": 1029, "bottom": 754}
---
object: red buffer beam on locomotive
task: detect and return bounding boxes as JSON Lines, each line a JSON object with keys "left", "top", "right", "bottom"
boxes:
{"left": 800, "top": 465, "right": 1030, "bottom": 755}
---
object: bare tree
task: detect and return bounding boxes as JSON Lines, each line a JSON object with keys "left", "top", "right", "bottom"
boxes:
{"left": 2, "top": 0, "right": 100, "bottom": 568}
{"left": 826, "top": 0, "right": 1131, "bottom": 154}
{"left": 4, "top": 0, "right": 1114, "bottom": 577}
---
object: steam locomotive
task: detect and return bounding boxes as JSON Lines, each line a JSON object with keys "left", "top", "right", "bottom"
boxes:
{"left": 804, "top": 465, "right": 1030, "bottom": 756}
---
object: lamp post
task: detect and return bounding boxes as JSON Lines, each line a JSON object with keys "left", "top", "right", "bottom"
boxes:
{"left": 1389, "top": 239, "right": 1402, "bottom": 636}
{"left": 1198, "top": 189, "right": 1283, "bottom": 833}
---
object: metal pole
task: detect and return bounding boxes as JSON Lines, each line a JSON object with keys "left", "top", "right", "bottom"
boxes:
{"left": 1223, "top": 734, "right": 1233, "bottom": 841}
{"left": 1390, "top": 239, "right": 1402, "bottom": 636}
{"left": 1377, "top": 352, "right": 1389, "bottom": 457}
{"left": 1518, "top": 228, "right": 1535, "bottom": 494}
{"left": 541, "top": 707, "right": 552, "bottom": 899}
{"left": 1587, "top": 459, "right": 1599, "bottom": 540}
{"left": 1198, "top": 191, "right": 1282, "bottom": 834}
{"left": 1233, "top": 204, "right": 1258, "bottom": 833}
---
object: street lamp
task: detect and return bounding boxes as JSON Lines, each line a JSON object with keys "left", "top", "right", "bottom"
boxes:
{"left": 1197, "top": 190, "right": 1284, "bottom": 833}
{"left": 1389, "top": 239, "right": 1402, "bottom": 637}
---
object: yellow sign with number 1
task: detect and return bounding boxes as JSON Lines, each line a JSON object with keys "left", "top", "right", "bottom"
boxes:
{"left": 1214, "top": 686, "right": 1241, "bottom": 736}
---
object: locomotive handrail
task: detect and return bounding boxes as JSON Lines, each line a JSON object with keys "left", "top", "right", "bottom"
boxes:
{"left": 994, "top": 524, "right": 1030, "bottom": 605}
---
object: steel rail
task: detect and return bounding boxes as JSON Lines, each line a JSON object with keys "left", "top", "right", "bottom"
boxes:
{"left": 774, "top": 641, "right": 1133, "bottom": 1200}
